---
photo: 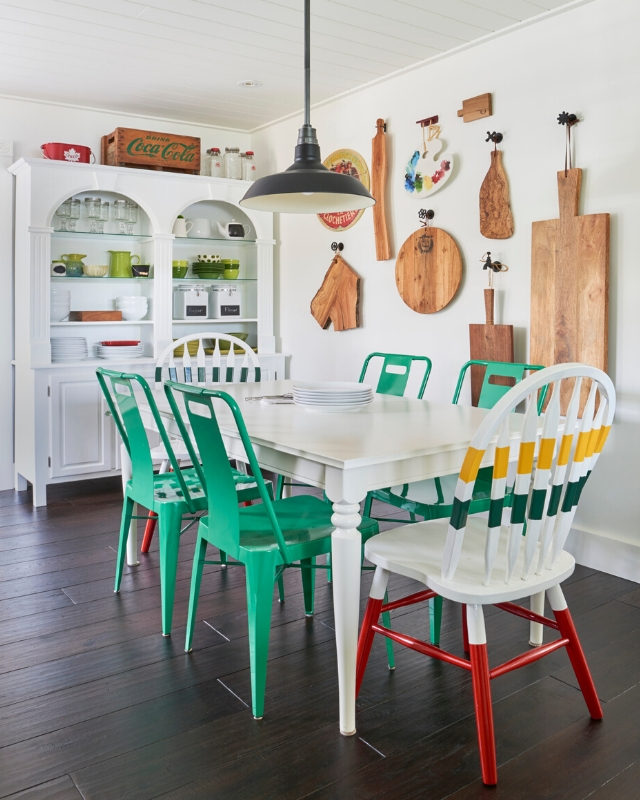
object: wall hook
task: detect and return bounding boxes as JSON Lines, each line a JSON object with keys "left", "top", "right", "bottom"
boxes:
{"left": 331, "top": 242, "right": 344, "bottom": 253}
{"left": 416, "top": 115, "right": 439, "bottom": 127}
{"left": 418, "top": 209, "right": 434, "bottom": 227}
{"left": 557, "top": 112, "right": 580, "bottom": 174}
{"left": 485, "top": 131, "right": 503, "bottom": 148}
{"left": 557, "top": 112, "right": 579, "bottom": 127}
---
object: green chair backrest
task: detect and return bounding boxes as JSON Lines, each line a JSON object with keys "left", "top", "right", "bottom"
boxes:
{"left": 452, "top": 360, "right": 546, "bottom": 411}
{"left": 96, "top": 368, "right": 195, "bottom": 512}
{"left": 359, "top": 352, "right": 432, "bottom": 399}
{"left": 164, "top": 381, "right": 292, "bottom": 564}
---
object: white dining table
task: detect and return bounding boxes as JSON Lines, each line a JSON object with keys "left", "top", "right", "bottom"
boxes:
{"left": 131, "top": 379, "right": 526, "bottom": 736}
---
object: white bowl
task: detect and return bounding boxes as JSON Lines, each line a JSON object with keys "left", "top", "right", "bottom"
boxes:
{"left": 119, "top": 309, "right": 148, "bottom": 321}
{"left": 83, "top": 264, "right": 109, "bottom": 278}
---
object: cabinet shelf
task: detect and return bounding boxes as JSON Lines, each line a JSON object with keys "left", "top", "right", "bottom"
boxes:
{"left": 173, "top": 237, "right": 256, "bottom": 245}
{"left": 51, "top": 231, "right": 152, "bottom": 241}
{"left": 172, "top": 318, "right": 257, "bottom": 324}
{"left": 52, "top": 276, "right": 153, "bottom": 283}
{"left": 51, "top": 320, "right": 154, "bottom": 327}
{"left": 172, "top": 278, "right": 256, "bottom": 283}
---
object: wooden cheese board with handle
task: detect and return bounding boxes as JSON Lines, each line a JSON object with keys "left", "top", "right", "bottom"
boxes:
{"left": 371, "top": 119, "right": 391, "bottom": 261}
{"left": 395, "top": 212, "right": 462, "bottom": 314}
{"left": 469, "top": 287, "right": 514, "bottom": 406}
{"left": 530, "top": 168, "right": 609, "bottom": 411}
{"left": 479, "top": 135, "right": 514, "bottom": 239}
{"left": 311, "top": 251, "right": 361, "bottom": 332}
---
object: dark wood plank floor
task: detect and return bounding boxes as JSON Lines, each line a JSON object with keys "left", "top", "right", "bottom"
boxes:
{"left": 0, "top": 478, "right": 639, "bottom": 799}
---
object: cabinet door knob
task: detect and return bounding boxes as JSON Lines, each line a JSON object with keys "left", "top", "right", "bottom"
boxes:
{"left": 105, "top": 410, "right": 112, "bottom": 417}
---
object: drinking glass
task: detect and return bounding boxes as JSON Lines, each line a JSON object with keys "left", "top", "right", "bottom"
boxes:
{"left": 85, "top": 197, "right": 100, "bottom": 233}
{"left": 98, "top": 201, "right": 109, "bottom": 234}
{"left": 68, "top": 199, "right": 81, "bottom": 231}
{"left": 114, "top": 199, "right": 128, "bottom": 234}
{"left": 55, "top": 199, "right": 71, "bottom": 231}
{"left": 126, "top": 201, "right": 138, "bottom": 235}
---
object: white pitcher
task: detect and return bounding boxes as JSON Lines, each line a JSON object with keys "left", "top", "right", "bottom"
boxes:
{"left": 172, "top": 217, "right": 193, "bottom": 237}
{"left": 187, "top": 218, "right": 211, "bottom": 238}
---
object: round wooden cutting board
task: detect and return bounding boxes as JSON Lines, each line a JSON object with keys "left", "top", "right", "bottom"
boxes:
{"left": 395, "top": 227, "right": 462, "bottom": 313}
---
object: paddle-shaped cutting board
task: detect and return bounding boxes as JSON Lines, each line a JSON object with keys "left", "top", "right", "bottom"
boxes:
{"left": 371, "top": 119, "right": 391, "bottom": 261}
{"left": 395, "top": 226, "right": 462, "bottom": 314}
{"left": 311, "top": 253, "right": 361, "bottom": 331}
{"left": 479, "top": 150, "right": 514, "bottom": 239}
{"left": 469, "top": 288, "right": 514, "bottom": 406}
{"left": 531, "top": 168, "right": 609, "bottom": 411}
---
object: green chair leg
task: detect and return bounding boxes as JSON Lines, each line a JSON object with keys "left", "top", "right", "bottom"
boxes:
{"left": 185, "top": 533, "right": 208, "bottom": 652}
{"left": 277, "top": 573, "right": 285, "bottom": 603}
{"left": 275, "top": 474, "right": 285, "bottom": 500}
{"left": 114, "top": 493, "right": 135, "bottom": 593}
{"left": 245, "top": 553, "right": 277, "bottom": 719}
{"left": 326, "top": 552, "right": 332, "bottom": 583}
{"left": 363, "top": 493, "right": 373, "bottom": 518}
{"left": 429, "top": 595, "right": 443, "bottom": 646}
{"left": 381, "top": 590, "right": 395, "bottom": 670}
{"left": 158, "top": 504, "right": 183, "bottom": 637}
{"left": 219, "top": 549, "right": 228, "bottom": 568}
{"left": 301, "top": 557, "right": 316, "bottom": 616}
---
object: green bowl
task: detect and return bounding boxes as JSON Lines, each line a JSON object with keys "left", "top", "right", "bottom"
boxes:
{"left": 172, "top": 266, "right": 188, "bottom": 278}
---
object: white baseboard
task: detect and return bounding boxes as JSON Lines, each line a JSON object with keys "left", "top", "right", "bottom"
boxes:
{"left": 565, "top": 525, "right": 640, "bottom": 584}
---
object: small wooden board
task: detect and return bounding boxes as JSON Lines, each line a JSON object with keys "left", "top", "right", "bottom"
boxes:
{"left": 480, "top": 150, "right": 514, "bottom": 239}
{"left": 371, "top": 119, "right": 391, "bottom": 261}
{"left": 457, "top": 93, "right": 492, "bottom": 123}
{"left": 311, "top": 254, "right": 361, "bottom": 332}
{"left": 101, "top": 127, "right": 200, "bottom": 174}
{"left": 395, "top": 227, "right": 462, "bottom": 314}
{"left": 530, "top": 169, "right": 609, "bottom": 411}
{"left": 68, "top": 311, "right": 123, "bottom": 322}
{"left": 469, "top": 324, "right": 514, "bottom": 406}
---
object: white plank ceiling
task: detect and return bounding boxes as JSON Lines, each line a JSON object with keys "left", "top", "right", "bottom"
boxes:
{"left": 0, "top": 0, "right": 588, "bottom": 131}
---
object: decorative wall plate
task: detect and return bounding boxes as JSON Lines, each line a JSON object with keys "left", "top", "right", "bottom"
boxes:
{"left": 318, "top": 149, "right": 370, "bottom": 231}
{"left": 404, "top": 123, "right": 454, "bottom": 198}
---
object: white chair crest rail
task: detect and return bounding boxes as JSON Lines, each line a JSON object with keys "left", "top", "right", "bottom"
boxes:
{"left": 355, "top": 363, "right": 615, "bottom": 787}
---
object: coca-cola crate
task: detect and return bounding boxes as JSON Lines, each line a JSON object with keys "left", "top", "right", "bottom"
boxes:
{"left": 101, "top": 127, "right": 200, "bottom": 174}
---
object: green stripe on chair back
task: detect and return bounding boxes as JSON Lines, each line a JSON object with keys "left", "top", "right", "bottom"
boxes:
{"left": 359, "top": 352, "right": 433, "bottom": 399}
{"left": 441, "top": 364, "right": 615, "bottom": 587}
{"left": 164, "top": 381, "right": 293, "bottom": 564}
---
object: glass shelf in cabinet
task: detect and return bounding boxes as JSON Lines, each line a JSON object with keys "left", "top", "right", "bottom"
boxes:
{"left": 171, "top": 277, "right": 256, "bottom": 282}
{"left": 50, "top": 320, "right": 155, "bottom": 326}
{"left": 51, "top": 276, "right": 153, "bottom": 283}
{"left": 172, "top": 318, "right": 257, "bottom": 324}
{"left": 172, "top": 237, "right": 257, "bottom": 245}
{"left": 51, "top": 231, "right": 152, "bottom": 241}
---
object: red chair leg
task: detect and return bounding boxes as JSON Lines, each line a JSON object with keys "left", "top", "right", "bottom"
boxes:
{"left": 141, "top": 513, "right": 157, "bottom": 553}
{"left": 554, "top": 607, "right": 602, "bottom": 719}
{"left": 356, "top": 597, "right": 383, "bottom": 697}
{"left": 462, "top": 603, "right": 470, "bottom": 654}
{"left": 469, "top": 643, "right": 498, "bottom": 786}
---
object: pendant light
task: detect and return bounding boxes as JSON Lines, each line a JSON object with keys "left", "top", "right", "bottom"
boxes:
{"left": 240, "top": 0, "right": 375, "bottom": 214}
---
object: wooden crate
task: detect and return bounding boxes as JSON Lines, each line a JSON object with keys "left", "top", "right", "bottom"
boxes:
{"left": 101, "top": 127, "right": 200, "bottom": 174}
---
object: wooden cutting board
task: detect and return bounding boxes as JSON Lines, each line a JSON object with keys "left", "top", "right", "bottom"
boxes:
{"left": 310, "top": 253, "right": 361, "bottom": 331}
{"left": 395, "top": 226, "right": 462, "bottom": 314}
{"left": 68, "top": 311, "right": 122, "bottom": 322}
{"left": 531, "top": 168, "right": 609, "bottom": 411}
{"left": 371, "top": 119, "right": 391, "bottom": 261}
{"left": 479, "top": 150, "right": 514, "bottom": 239}
{"left": 469, "top": 288, "right": 514, "bottom": 406}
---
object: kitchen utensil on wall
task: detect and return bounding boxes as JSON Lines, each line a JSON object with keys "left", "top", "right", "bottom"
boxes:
{"left": 371, "top": 119, "right": 391, "bottom": 261}
{"left": 41, "top": 143, "right": 94, "bottom": 163}
{"left": 59, "top": 253, "right": 87, "bottom": 278}
{"left": 108, "top": 250, "right": 140, "bottom": 278}
{"left": 395, "top": 210, "right": 462, "bottom": 313}
{"left": 457, "top": 93, "right": 492, "bottom": 123}
{"left": 530, "top": 113, "right": 609, "bottom": 412}
{"left": 172, "top": 216, "right": 193, "bottom": 237}
{"left": 404, "top": 117, "right": 454, "bottom": 198}
{"left": 216, "top": 220, "right": 246, "bottom": 238}
{"left": 480, "top": 132, "right": 514, "bottom": 239}
{"left": 469, "top": 253, "right": 513, "bottom": 406}
{"left": 311, "top": 242, "right": 361, "bottom": 331}
{"left": 188, "top": 218, "right": 212, "bottom": 238}
{"left": 317, "top": 149, "right": 370, "bottom": 231}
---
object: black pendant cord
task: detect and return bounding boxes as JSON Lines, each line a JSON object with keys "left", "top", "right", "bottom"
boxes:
{"left": 304, "top": 0, "right": 311, "bottom": 127}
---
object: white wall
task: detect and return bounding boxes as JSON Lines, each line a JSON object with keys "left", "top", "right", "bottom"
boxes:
{"left": 0, "top": 96, "right": 249, "bottom": 490}
{"left": 252, "top": 0, "right": 640, "bottom": 574}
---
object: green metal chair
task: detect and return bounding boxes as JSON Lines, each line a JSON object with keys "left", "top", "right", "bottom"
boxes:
{"left": 96, "top": 368, "right": 263, "bottom": 637}
{"left": 363, "top": 360, "right": 545, "bottom": 645}
{"left": 164, "top": 379, "right": 380, "bottom": 720}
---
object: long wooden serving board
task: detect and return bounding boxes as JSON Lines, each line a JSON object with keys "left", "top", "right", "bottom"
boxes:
{"left": 469, "top": 288, "right": 513, "bottom": 406}
{"left": 479, "top": 150, "right": 514, "bottom": 239}
{"left": 396, "top": 226, "right": 462, "bottom": 314}
{"left": 530, "top": 168, "right": 609, "bottom": 411}
{"left": 371, "top": 119, "right": 391, "bottom": 261}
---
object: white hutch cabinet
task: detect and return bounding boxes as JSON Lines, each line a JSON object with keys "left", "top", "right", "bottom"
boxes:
{"left": 10, "top": 158, "right": 285, "bottom": 506}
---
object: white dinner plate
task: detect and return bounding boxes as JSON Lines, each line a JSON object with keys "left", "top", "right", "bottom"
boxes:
{"left": 293, "top": 381, "right": 372, "bottom": 393}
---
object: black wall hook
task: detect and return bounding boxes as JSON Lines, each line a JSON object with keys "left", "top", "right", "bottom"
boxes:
{"left": 331, "top": 242, "right": 344, "bottom": 253}
{"left": 418, "top": 208, "right": 434, "bottom": 225}
{"left": 557, "top": 112, "right": 579, "bottom": 127}
{"left": 485, "top": 131, "right": 503, "bottom": 145}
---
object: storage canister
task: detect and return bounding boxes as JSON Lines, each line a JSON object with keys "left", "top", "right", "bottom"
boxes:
{"left": 209, "top": 286, "right": 242, "bottom": 319}
{"left": 223, "top": 147, "right": 242, "bottom": 180}
{"left": 173, "top": 284, "right": 209, "bottom": 320}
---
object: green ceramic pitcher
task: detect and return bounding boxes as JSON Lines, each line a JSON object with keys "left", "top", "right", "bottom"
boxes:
{"left": 108, "top": 251, "right": 140, "bottom": 279}
{"left": 60, "top": 253, "right": 86, "bottom": 278}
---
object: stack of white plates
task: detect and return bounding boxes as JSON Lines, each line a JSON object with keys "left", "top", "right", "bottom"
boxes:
{"left": 51, "top": 337, "right": 88, "bottom": 362}
{"left": 292, "top": 381, "right": 374, "bottom": 413}
{"left": 96, "top": 344, "right": 145, "bottom": 360}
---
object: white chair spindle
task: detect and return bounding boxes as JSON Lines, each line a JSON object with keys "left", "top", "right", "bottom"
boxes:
{"left": 211, "top": 341, "right": 221, "bottom": 384}
{"left": 225, "top": 346, "right": 236, "bottom": 383}
{"left": 196, "top": 340, "right": 206, "bottom": 386}
{"left": 483, "top": 417, "right": 511, "bottom": 585}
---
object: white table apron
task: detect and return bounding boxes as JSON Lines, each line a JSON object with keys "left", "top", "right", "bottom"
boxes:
{"left": 135, "top": 380, "right": 524, "bottom": 736}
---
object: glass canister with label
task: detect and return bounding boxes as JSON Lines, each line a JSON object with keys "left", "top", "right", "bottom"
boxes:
{"left": 242, "top": 151, "right": 257, "bottom": 181}
{"left": 173, "top": 284, "right": 209, "bottom": 320}
{"left": 223, "top": 147, "right": 242, "bottom": 180}
{"left": 209, "top": 285, "right": 242, "bottom": 319}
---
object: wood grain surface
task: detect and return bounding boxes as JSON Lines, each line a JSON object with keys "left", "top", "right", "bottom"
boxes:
{"left": 480, "top": 150, "right": 514, "bottom": 239}
{"left": 469, "top": 324, "right": 514, "bottom": 406}
{"left": 311, "top": 253, "right": 361, "bottom": 331}
{"left": 68, "top": 311, "right": 123, "bottom": 322}
{"left": 371, "top": 119, "right": 391, "bottom": 261}
{"left": 395, "top": 227, "right": 462, "bottom": 314}
{"left": 531, "top": 169, "right": 609, "bottom": 411}
{"left": 457, "top": 92, "right": 492, "bottom": 123}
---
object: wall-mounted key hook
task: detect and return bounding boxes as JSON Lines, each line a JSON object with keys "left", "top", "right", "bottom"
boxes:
{"left": 331, "top": 242, "right": 344, "bottom": 253}
{"left": 418, "top": 209, "right": 434, "bottom": 227}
